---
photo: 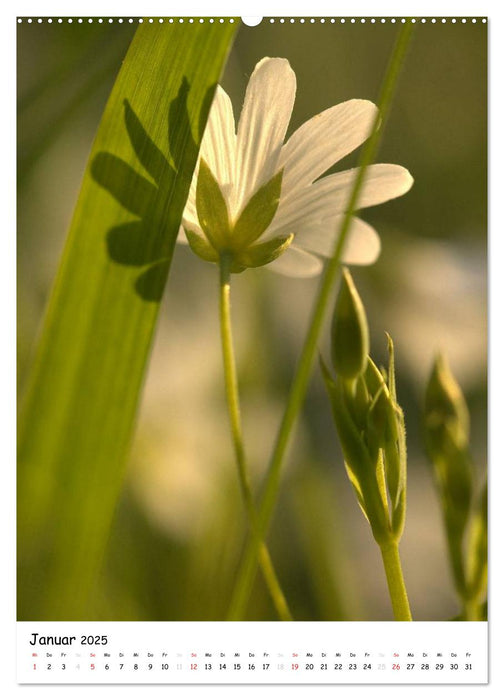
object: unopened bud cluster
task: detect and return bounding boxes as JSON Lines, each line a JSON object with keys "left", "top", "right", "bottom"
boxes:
{"left": 423, "top": 355, "right": 486, "bottom": 614}
{"left": 322, "top": 268, "right": 407, "bottom": 545}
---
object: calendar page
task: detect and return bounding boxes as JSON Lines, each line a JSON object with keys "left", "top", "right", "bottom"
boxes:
{"left": 16, "top": 5, "right": 489, "bottom": 689}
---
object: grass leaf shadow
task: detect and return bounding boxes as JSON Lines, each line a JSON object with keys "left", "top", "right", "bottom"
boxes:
{"left": 91, "top": 77, "right": 213, "bottom": 302}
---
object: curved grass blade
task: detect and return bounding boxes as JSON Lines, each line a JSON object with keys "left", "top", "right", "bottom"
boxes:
{"left": 17, "top": 20, "right": 237, "bottom": 620}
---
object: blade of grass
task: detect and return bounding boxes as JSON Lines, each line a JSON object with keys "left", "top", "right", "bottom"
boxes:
{"left": 17, "top": 20, "right": 237, "bottom": 620}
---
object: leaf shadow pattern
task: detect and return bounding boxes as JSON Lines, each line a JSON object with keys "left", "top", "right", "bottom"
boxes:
{"left": 91, "top": 78, "right": 214, "bottom": 301}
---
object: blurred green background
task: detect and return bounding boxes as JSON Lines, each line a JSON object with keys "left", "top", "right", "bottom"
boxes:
{"left": 17, "top": 19, "right": 487, "bottom": 621}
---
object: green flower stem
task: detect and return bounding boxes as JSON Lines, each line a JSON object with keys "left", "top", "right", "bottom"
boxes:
{"left": 462, "top": 598, "right": 481, "bottom": 622}
{"left": 218, "top": 253, "right": 293, "bottom": 622}
{"left": 446, "top": 533, "right": 482, "bottom": 621}
{"left": 446, "top": 529, "right": 467, "bottom": 600}
{"left": 379, "top": 539, "right": 412, "bottom": 621}
{"left": 227, "top": 23, "right": 415, "bottom": 621}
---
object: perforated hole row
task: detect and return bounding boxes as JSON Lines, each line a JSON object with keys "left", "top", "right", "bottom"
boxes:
{"left": 265, "top": 17, "right": 487, "bottom": 24}
{"left": 16, "top": 17, "right": 488, "bottom": 25}
{"left": 16, "top": 18, "right": 235, "bottom": 24}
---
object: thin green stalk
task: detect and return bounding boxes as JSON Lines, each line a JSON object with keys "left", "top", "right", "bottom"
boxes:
{"left": 227, "top": 23, "right": 415, "bottom": 620}
{"left": 379, "top": 539, "right": 412, "bottom": 621}
{"left": 446, "top": 534, "right": 482, "bottom": 621}
{"left": 446, "top": 529, "right": 467, "bottom": 600}
{"left": 462, "top": 598, "right": 481, "bottom": 622}
{"left": 219, "top": 253, "right": 293, "bottom": 621}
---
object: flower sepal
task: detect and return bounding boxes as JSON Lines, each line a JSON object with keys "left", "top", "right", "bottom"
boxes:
{"left": 233, "top": 233, "right": 294, "bottom": 270}
{"left": 232, "top": 169, "right": 284, "bottom": 249}
{"left": 185, "top": 228, "right": 219, "bottom": 263}
{"left": 320, "top": 356, "right": 391, "bottom": 543}
{"left": 196, "top": 159, "right": 232, "bottom": 251}
{"left": 194, "top": 156, "right": 286, "bottom": 270}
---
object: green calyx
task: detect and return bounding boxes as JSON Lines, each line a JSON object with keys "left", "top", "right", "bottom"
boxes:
{"left": 321, "top": 327, "right": 407, "bottom": 544}
{"left": 190, "top": 159, "right": 288, "bottom": 272}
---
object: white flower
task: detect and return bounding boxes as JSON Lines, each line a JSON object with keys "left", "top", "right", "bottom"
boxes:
{"left": 179, "top": 57, "right": 413, "bottom": 277}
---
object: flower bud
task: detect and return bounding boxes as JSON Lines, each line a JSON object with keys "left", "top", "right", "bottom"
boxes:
{"left": 424, "top": 355, "right": 475, "bottom": 601}
{"left": 331, "top": 268, "right": 369, "bottom": 380}
{"left": 424, "top": 354, "right": 470, "bottom": 459}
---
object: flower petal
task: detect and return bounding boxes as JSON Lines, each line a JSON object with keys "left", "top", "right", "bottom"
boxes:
{"left": 311, "top": 164, "right": 414, "bottom": 212}
{"left": 181, "top": 190, "right": 202, "bottom": 236}
{"left": 182, "top": 87, "right": 236, "bottom": 233}
{"left": 199, "top": 86, "right": 236, "bottom": 190}
{"left": 295, "top": 216, "right": 381, "bottom": 265}
{"left": 342, "top": 219, "right": 381, "bottom": 265}
{"left": 176, "top": 225, "right": 188, "bottom": 244}
{"left": 269, "top": 164, "right": 413, "bottom": 234}
{"left": 233, "top": 57, "right": 296, "bottom": 218}
{"left": 279, "top": 100, "right": 378, "bottom": 192}
{"left": 266, "top": 245, "right": 323, "bottom": 277}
